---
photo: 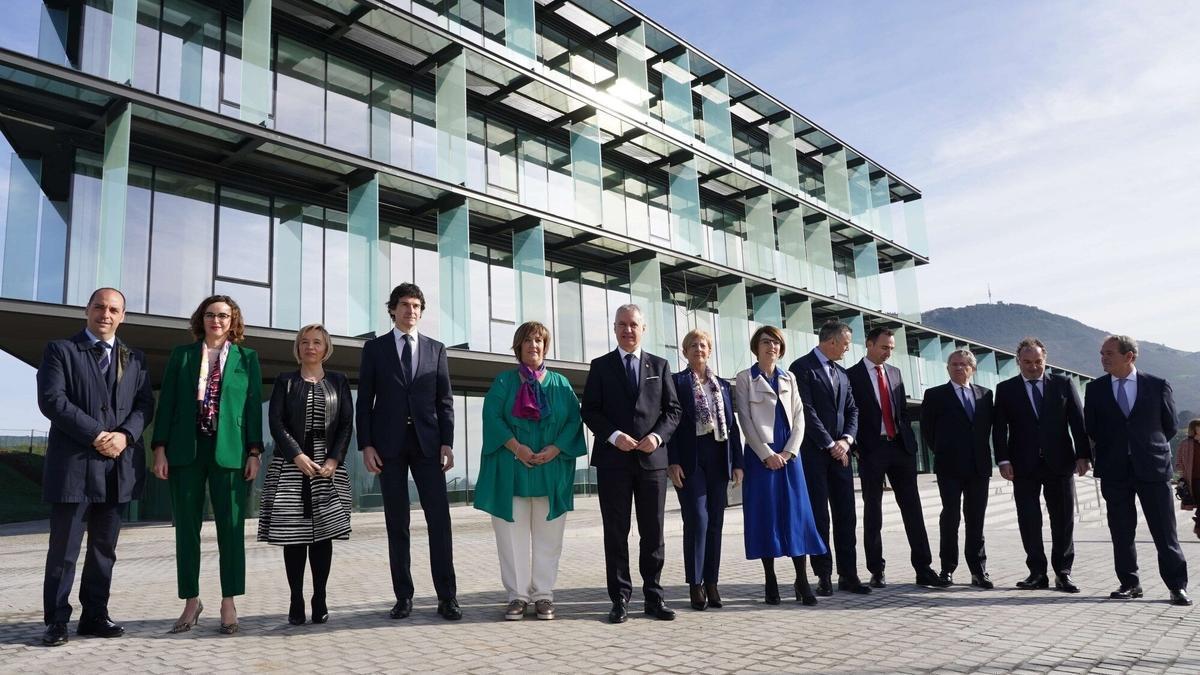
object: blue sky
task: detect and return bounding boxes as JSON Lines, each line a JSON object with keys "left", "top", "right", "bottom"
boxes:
{"left": 2, "top": 1, "right": 1198, "bottom": 430}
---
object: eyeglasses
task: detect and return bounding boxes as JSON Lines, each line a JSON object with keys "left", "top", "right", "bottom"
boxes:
{"left": 204, "top": 312, "right": 232, "bottom": 321}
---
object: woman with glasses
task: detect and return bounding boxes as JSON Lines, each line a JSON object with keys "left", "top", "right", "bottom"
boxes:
{"left": 152, "top": 295, "right": 263, "bottom": 635}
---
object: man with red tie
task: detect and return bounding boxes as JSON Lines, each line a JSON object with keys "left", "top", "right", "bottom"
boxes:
{"left": 847, "top": 327, "right": 948, "bottom": 589}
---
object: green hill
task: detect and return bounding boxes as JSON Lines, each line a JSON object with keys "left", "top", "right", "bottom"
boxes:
{"left": 922, "top": 303, "right": 1200, "bottom": 422}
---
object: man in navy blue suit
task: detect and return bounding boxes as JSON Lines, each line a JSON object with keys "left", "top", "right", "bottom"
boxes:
{"left": 1085, "top": 335, "right": 1190, "bottom": 606}
{"left": 37, "top": 288, "right": 154, "bottom": 646}
{"left": 356, "top": 283, "right": 461, "bottom": 620}
{"left": 790, "top": 320, "right": 870, "bottom": 595}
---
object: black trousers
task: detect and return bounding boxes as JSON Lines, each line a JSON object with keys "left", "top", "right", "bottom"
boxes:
{"left": 936, "top": 473, "right": 990, "bottom": 576}
{"left": 597, "top": 462, "right": 668, "bottom": 605}
{"left": 860, "top": 440, "right": 932, "bottom": 575}
{"left": 1012, "top": 466, "right": 1075, "bottom": 576}
{"left": 1101, "top": 476, "right": 1188, "bottom": 590}
{"left": 43, "top": 501, "right": 122, "bottom": 625}
{"left": 802, "top": 448, "right": 859, "bottom": 578}
{"left": 674, "top": 435, "right": 728, "bottom": 585}
{"left": 378, "top": 425, "right": 456, "bottom": 602}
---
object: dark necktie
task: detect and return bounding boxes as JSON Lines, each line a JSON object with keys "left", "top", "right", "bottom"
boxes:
{"left": 959, "top": 386, "right": 975, "bottom": 422}
{"left": 400, "top": 334, "right": 413, "bottom": 387}
{"left": 625, "top": 353, "right": 638, "bottom": 392}
{"left": 828, "top": 361, "right": 839, "bottom": 397}
{"left": 1028, "top": 379, "right": 1043, "bottom": 418}
{"left": 94, "top": 340, "right": 111, "bottom": 374}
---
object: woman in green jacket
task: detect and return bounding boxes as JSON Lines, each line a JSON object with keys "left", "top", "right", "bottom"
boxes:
{"left": 476, "top": 321, "right": 586, "bottom": 621}
{"left": 152, "top": 295, "right": 263, "bottom": 635}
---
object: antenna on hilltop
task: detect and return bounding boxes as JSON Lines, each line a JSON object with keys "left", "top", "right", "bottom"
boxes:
{"left": 988, "top": 284, "right": 993, "bottom": 304}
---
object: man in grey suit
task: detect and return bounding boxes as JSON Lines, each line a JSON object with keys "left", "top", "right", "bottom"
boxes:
{"left": 37, "top": 288, "right": 154, "bottom": 646}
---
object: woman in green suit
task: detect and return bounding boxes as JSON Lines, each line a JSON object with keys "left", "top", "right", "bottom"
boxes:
{"left": 152, "top": 295, "right": 263, "bottom": 635}
{"left": 475, "top": 321, "right": 586, "bottom": 621}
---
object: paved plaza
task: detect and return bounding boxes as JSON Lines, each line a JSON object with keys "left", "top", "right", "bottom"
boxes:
{"left": 1, "top": 475, "right": 1198, "bottom": 674}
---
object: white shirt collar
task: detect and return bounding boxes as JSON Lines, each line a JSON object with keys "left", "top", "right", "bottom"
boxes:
{"left": 861, "top": 356, "right": 886, "bottom": 371}
{"left": 84, "top": 328, "right": 115, "bottom": 349}
{"left": 952, "top": 381, "right": 972, "bottom": 391}
{"left": 393, "top": 326, "right": 419, "bottom": 343}
{"left": 813, "top": 347, "right": 834, "bottom": 368}
{"left": 617, "top": 346, "right": 643, "bottom": 361}
{"left": 1115, "top": 366, "right": 1138, "bottom": 381}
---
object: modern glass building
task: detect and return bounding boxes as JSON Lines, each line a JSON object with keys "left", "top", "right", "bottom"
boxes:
{"left": 0, "top": 0, "right": 1088, "bottom": 518}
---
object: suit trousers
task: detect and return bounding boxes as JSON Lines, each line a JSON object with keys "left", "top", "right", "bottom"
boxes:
{"left": 936, "top": 474, "right": 990, "bottom": 576}
{"left": 378, "top": 425, "right": 457, "bottom": 602}
{"left": 43, "top": 501, "right": 122, "bottom": 624}
{"left": 674, "top": 435, "right": 728, "bottom": 585}
{"left": 1012, "top": 465, "right": 1075, "bottom": 576}
{"left": 1101, "top": 475, "right": 1188, "bottom": 590}
{"left": 596, "top": 461, "right": 668, "bottom": 605}
{"left": 168, "top": 435, "right": 247, "bottom": 598}
{"left": 860, "top": 439, "right": 933, "bottom": 575}
{"left": 491, "top": 496, "right": 567, "bottom": 602}
{"left": 802, "top": 449, "right": 859, "bottom": 578}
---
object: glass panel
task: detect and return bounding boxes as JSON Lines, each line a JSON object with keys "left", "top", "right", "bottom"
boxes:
{"left": 647, "top": 178, "right": 669, "bottom": 246}
{"left": 486, "top": 118, "right": 518, "bottom": 194}
{"left": 214, "top": 279, "right": 269, "bottom": 327}
{"left": 158, "top": 0, "right": 222, "bottom": 110}
{"left": 465, "top": 113, "right": 486, "bottom": 192}
{"left": 133, "top": 0, "right": 161, "bottom": 93}
{"left": 776, "top": 206, "right": 810, "bottom": 291}
{"left": 903, "top": 198, "right": 929, "bottom": 257}
{"left": 853, "top": 239, "right": 881, "bottom": 310}
{"left": 469, "top": 253, "right": 490, "bottom": 350}
{"left": 870, "top": 175, "right": 894, "bottom": 240}
{"left": 323, "top": 211, "right": 350, "bottom": 336}
{"left": 2, "top": 1, "right": 70, "bottom": 64}
{"left": 512, "top": 224, "right": 546, "bottom": 324}
{"left": 217, "top": 188, "right": 270, "bottom": 283}
{"left": 272, "top": 201, "right": 303, "bottom": 330}
{"left": 768, "top": 116, "right": 800, "bottom": 191}
{"left": 438, "top": 200, "right": 471, "bottom": 347}
{"left": 629, "top": 255, "right": 665, "bottom": 356}
{"left": 240, "top": 0, "right": 272, "bottom": 125}
{"left": 371, "top": 74, "right": 413, "bottom": 170}
{"left": 822, "top": 148, "right": 850, "bottom": 217}
{"left": 715, "top": 280, "right": 748, "bottom": 379}
{"left": 436, "top": 51, "right": 467, "bottom": 185}
{"left": 98, "top": 105, "right": 132, "bottom": 290}
{"left": 299, "top": 207, "right": 324, "bottom": 327}
{"left": 65, "top": 152, "right": 102, "bottom": 306}
{"left": 804, "top": 215, "right": 835, "bottom": 297}
{"left": 121, "top": 163, "right": 153, "bottom": 313}
{"left": 519, "top": 133, "right": 548, "bottom": 210}
{"left": 699, "top": 74, "right": 733, "bottom": 159}
{"left": 784, "top": 297, "right": 814, "bottom": 356}
{"left": 975, "top": 350, "right": 999, "bottom": 394}
{"left": 751, "top": 288, "right": 782, "bottom": 333}
{"left": 569, "top": 117, "right": 602, "bottom": 225}
{"left": 503, "top": 0, "right": 535, "bottom": 60}
{"left": 275, "top": 36, "right": 325, "bottom": 143}
{"left": 894, "top": 258, "right": 921, "bottom": 323}
{"left": 844, "top": 313, "right": 866, "bottom": 364}
{"left": 148, "top": 169, "right": 215, "bottom": 317}
{"left": 848, "top": 160, "right": 871, "bottom": 229}
{"left": 109, "top": 0, "right": 138, "bottom": 84}
{"left": 624, "top": 174, "right": 649, "bottom": 242}
{"left": 554, "top": 266, "right": 583, "bottom": 362}
{"left": 610, "top": 21, "right": 648, "bottom": 112}
{"left": 347, "top": 175, "right": 381, "bottom": 336}
{"left": 326, "top": 54, "right": 370, "bottom": 156}
{"left": 413, "top": 84, "right": 437, "bottom": 177}
{"left": 659, "top": 50, "right": 693, "bottom": 137}
{"left": 546, "top": 139, "right": 573, "bottom": 219}
{"left": 601, "top": 164, "right": 626, "bottom": 234}
{"left": 743, "top": 192, "right": 775, "bottom": 278}
{"left": 668, "top": 157, "right": 702, "bottom": 256}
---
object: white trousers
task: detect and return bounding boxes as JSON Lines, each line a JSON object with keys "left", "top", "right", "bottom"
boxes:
{"left": 491, "top": 496, "right": 567, "bottom": 602}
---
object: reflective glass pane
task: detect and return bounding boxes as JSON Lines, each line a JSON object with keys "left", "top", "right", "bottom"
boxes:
{"left": 158, "top": 0, "right": 221, "bottom": 110}
{"left": 371, "top": 75, "right": 413, "bottom": 170}
{"left": 214, "top": 279, "right": 269, "bottom": 327}
{"left": 327, "top": 54, "right": 371, "bottom": 156}
{"left": 148, "top": 169, "right": 215, "bottom": 317}
{"left": 217, "top": 188, "right": 270, "bottom": 283}
{"left": 275, "top": 37, "right": 325, "bottom": 143}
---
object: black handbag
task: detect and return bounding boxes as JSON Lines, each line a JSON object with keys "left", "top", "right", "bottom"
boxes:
{"left": 1176, "top": 479, "right": 1195, "bottom": 509}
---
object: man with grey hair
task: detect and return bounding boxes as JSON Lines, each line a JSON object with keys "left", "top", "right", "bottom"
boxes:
{"left": 993, "top": 337, "right": 1089, "bottom": 593}
{"left": 582, "top": 304, "right": 682, "bottom": 622}
{"left": 1085, "top": 335, "right": 1190, "bottom": 605}
{"left": 920, "top": 348, "right": 996, "bottom": 589}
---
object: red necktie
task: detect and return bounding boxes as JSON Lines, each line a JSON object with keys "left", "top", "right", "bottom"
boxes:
{"left": 876, "top": 365, "right": 896, "bottom": 439}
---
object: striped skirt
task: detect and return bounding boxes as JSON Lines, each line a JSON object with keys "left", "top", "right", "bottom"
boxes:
{"left": 258, "top": 435, "right": 352, "bottom": 545}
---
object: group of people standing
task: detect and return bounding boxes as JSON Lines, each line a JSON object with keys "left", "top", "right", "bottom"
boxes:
{"left": 36, "top": 284, "right": 1194, "bottom": 647}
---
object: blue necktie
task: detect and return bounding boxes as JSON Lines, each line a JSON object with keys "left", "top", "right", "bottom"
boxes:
{"left": 625, "top": 353, "right": 638, "bottom": 392}
{"left": 1116, "top": 378, "right": 1131, "bottom": 417}
{"left": 94, "top": 341, "right": 111, "bottom": 374}
{"left": 1028, "top": 380, "right": 1043, "bottom": 418}
{"left": 400, "top": 334, "right": 413, "bottom": 387}
{"left": 959, "top": 386, "right": 975, "bottom": 422}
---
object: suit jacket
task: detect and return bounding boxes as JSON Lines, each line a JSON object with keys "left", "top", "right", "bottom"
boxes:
{"left": 152, "top": 342, "right": 264, "bottom": 469}
{"left": 666, "top": 369, "right": 743, "bottom": 479}
{"left": 37, "top": 331, "right": 155, "bottom": 503}
{"left": 920, "top": 381, "right": 994, "bottom": 478}
{"left": 355, "top": 331, "right": 454, "bottom": 458}
{"left": 268, "top": 370, "right": 354, "bottom": 463}
{"left": 1084, "top": 371, "right": 1177, "bottom": 482}
{"left": 582, "top": 349, "right": 682, "bottom": 470}
{"left": 992, "top": 373, "right": 1088, "bottom": 477}
{"left": 789, "top": 350, "right": 859, "bottom": 455}
{"left": 734, "top": 366, "right": 805, "bottom": 462}
{"left": 846, "top": 360, "right": 918, "bottom": 458}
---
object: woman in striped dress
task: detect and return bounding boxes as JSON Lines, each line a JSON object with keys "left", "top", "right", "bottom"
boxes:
{"left": 259, "top": 323, "right": 353, "bottom": 625}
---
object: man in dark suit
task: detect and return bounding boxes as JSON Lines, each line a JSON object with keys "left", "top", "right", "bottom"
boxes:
{"left": 920, "top": 349, "right": 996, "bottom": 589}
{"left": 1085, "top": 335, "right": 1190, "bottom": 606}
{"left": 790, "top": 320, "right": 870, "bottom": 595}
{"left": 582, "top": 303, "right": 682, "bottom": 623}
{"left": 847, "top": 327, "right": 945, "bottom": 589}
{"left": 37, "top": 288, "right": 154, "bottom": 646}
{"left": 993, "top": 337, "right": 1089, "bottom": 593}
{"left": 356, "top": 283, "right": 461, "bottom": 620}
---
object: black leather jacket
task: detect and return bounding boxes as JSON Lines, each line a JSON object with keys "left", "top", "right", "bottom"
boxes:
{"left": 268, "top": 370, "right": 354, "bottom": 462}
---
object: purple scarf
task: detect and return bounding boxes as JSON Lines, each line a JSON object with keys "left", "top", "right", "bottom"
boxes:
{"left": 513, "top": 363, "right": 551, "bottom": 421}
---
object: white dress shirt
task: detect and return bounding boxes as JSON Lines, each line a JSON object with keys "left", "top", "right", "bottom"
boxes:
{"left": 393, "top": 326, "right": 419, "bottom": 380}
{"left": 1112, "top": 366, "right": 1138, "bottom": 409}
{"left": 860, "top": 356, "right": 891, "bottom": 435}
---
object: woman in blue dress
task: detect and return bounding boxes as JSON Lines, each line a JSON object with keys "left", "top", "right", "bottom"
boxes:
{"left": 734, "top": 325, "right": 827, "bottom": 605}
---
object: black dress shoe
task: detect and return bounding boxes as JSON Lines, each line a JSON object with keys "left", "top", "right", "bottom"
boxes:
{"left": 1054, "top": 574, "right": 1080, "bottom": 593}
{"left": 1016, "top": 573, "right": 1050, "bottom": 590}
{"left": 688, "top": 584, "right": 707, "bottom": 611}
{"left": 869, "top": 572, "right": 887, "bottom": 588}
{"left": 389, "top": 598, "right": 413, "bottom": 619}
{"left": 76, "top": 615, "right": 124, "bottom": 638}
{"left": 970, "top": 573, "right": 994, "bottom": 590}
{"left": 794, "top": 580, "right": 817, "bottom": 606}
{"left": 608, "top": 599, "right": 628, "bottom": 624}
{"left": 644, "top": 602, "right": 676, "bottom": 621}
{"left": 704, "top": 583, "right": 723, "bottom": 608}
{"left": 916, "top": 569, "right": 951, "bottom": 588}
{"left": 764, "top": 577, "right": 781, "bottom": 605}
{"left": 42, "top": 623, "right": 68, "bottom": 647}
{"left": 815, "top": 575, "right": 833, "bottom": 597}
{"left": 838, "top": 576, "right": 872, "bottom": 594}
{"left": 311, "top": 597, "right": 328, "bottom": 624}
{"left": 437, "top": 598, "right": 463, "bottom": 621}
{"left": 1170, "top": 589, "right": 1192, "bottom": 606}
{"left": 939, "top": 571, "right": 955, "bottom": 586}
{"left": 1109, "top": 584, "right": 1143, "bottom": 599}
{"left": 288, "top": 599, "right": 306, "bottom": 625}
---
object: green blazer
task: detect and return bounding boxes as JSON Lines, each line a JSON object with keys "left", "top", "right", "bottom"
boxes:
{"left": 474, "top": 369, "right": 586, "bottom": 522}
{"left": 152, "top": 342, "right": 264, "bottom": 470}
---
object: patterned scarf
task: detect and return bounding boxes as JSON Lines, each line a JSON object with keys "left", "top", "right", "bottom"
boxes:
{"left": 196, "top": 342, "right": 230, "bottom": 436}
{"left": 691, "top": 367, "right": 729, "bottom": 442}
{"left": 513, "top": 363, "right": 551, "bottom": 421}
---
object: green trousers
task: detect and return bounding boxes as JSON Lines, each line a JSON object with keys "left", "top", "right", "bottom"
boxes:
{"left": 169, "top": 435, "right": 247, "bottom": 598}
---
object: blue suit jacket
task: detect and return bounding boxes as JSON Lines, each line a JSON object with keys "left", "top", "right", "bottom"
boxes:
{"left": 37, "top": 331, "right": 155, "bottom": 503}
{"left": 1085, "top": 371, "right": 1177, "bottom": 482}
{"left": 665, "top": 369, "right": 743, "bottom": 479}
{"left": 789, "top": 350, "right": 859, "bottom": 455}
{"left": 356, "top": 331, "right": 454, "bottom": 458}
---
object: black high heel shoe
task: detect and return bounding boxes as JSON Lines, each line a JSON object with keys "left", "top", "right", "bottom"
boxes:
{"left": 764, "top": 577, "right": 781, "bottom": 605}
{"left": 794, "top": 579, "right": 817, "bottom": 606}
{"left": 288, "top": 598, "right": 306, "bottom": 626}
{"left": 311, "top": 596, "right": 329, "bottom": 624}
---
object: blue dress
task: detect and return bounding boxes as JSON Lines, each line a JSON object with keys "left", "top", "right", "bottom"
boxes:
{"left": 743, "top": 364, "right": 829, "bottom": 560}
